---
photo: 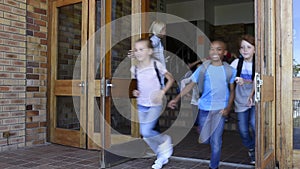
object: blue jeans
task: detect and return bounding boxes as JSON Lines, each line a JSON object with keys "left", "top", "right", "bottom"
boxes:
{"left": 198, "top": 109, "right": 225, "bottom": 169}
{"left": 237, "top": 106, "right": 255, "bottom": 150}
{"left": 138, "top": 105, "right": 164, "bottom": 154}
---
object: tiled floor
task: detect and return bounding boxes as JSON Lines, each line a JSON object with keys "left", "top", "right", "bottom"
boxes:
{"left": 0, "top": 130, "right": 254, "bottom": 169}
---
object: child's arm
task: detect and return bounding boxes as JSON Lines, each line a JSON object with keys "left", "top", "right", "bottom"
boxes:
{"left": 162, "top": 71, "right": 174, "bottom": 94}
{"left": 168, "top": 82, "right": 196, "bottom": 109}
{"left": 221, "top": 83, "right": 235, "bottom": 116}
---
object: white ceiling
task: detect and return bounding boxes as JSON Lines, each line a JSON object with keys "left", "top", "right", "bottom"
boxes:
{"left": 166, "top": 0, "right": 254, "bottom": 6}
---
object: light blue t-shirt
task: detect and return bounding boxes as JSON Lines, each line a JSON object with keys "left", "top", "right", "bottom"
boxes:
{"left": 191, "top": 64, "right": 236, "bottom": 111}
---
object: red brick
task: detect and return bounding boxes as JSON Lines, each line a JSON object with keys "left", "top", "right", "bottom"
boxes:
{"left": 3, "top": 25, "right": 19, "bottom": 33}
{"left": 3, "top": 93, "right": 17, "bottom": 98}
{"left": 4, "top": 66, "right": 18, "bottom": 72}
{"left": 11, "top": 111, "right": 25, "bottom": 117}
{"left": 34, "top": 32, "right": 46, "bottom": 39}
{"left": 40, "top": 39, "right": 47, "bottom": 45}
{"left": 34, "top": 8, "right": 46, "bottom": 15}
{"left": 26, "top": 122, "right": 39, "bottom": 128}
{"left": 12, "top": 34, "right": 26, "bottom": 41}
{"left": 0, "top": 45, "right": 12, "bottom": 52}
{"left": 12, "top": 60, "right": 25, "bottom": 66}
{"left": 26, "top": 86, "right": 39, "bottom": 92}
{"left": 0, "top": 73, "right": 10, "bottom": 78}
{"left": 27, "top": 11, "right": 40, "bottom": 19}
{"left": 41, "top": 15, "right": 47, "bottom": 21}
{"left": 0, "top": 4, "right": 12, "bottom": 13}
{"left": 3, "top": 118, "right": 18, "bottom": 124}
{"left": 4, "top": 12, "right": 18, "bottom": 21}
{"left": 11, "top": 21, "right": 26, "bottom": 29}
{"left": 12, "top": 86, "right": 25, "bottom": 91}
{"left": 4, "top": 39, "right": 20, "bottom": 46}
{"left": 0, "top": 58, "right": 10, "bottom": 65}
{"left": 0, "top": 126, "right": 9, "bottom": 131}
{"left": 0, "top": 112, "right": 10, "bottom": 118}
{"left": 11, "top": 99, "right": 25, "bottom": 104}
{"left": 27, "top": 23, "right": 40, "bottom": 31}
{"left": 10, "top": 124, "right": 25, "bottom": 130}
{"left": 26, "top": 110, "right": 39, "bottom": 116}
{"left": 0, "top": 86, "right": 10, "bottom": 91}
{"left": 12, "top": 7, "right": 26, "bottom": 16}
{"left": 13, "top": 73, "right": 26, "bottom": 79}
{"left": 4, "top": 53, "right": 18, "bottom": 59}
{"left": 34, "top": 19, "right": 46, "bottom": 27}
{"left": 4, "top": 0, "right": 19, "bottom": 8}
{"left": 27, "top": 0, "right": 40, "bottom": 8}
{"left": 0, "top": 99, "right": 10, "bottom": 105}
{"left": 0, "top": 32, "right": 11, "bottom": 39}
{"left": 40, "top": 63, "right": 47, "bottom": 68}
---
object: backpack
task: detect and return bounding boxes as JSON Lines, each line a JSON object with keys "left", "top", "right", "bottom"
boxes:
{"left": 134, "top": 61, "right": 163, "bottom": 89}
{"left": 236, "top": 55, "right": 255, "bottom": 80}
{"left": 198, "top": 60, "right": 233, "bottom": 96}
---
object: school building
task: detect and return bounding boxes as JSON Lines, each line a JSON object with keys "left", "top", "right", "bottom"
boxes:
{"left": 0, "top": 0, "right": 299, "bottom": 168}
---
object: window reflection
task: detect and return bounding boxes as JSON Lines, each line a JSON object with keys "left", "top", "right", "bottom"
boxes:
{"left": 293, "top": 0, "right": 300, "bottom": 149}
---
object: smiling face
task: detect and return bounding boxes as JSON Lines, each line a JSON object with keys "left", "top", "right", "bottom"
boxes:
{"left": 209, "top": 41, "right": 227, "bottom": 62}
{"left": 239, "top": 40, "right": 255, "bottom": 61}
{"left": 134, "top": 40, "right": 153, "bottom": 62}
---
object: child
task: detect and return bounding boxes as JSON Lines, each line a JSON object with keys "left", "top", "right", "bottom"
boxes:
{"left": 130, "top": 38, "right": 174, "bottom": 169}
{"left": 149, "top": 20, "right": 167, "bottom": 69}
{"left": 168, "top": 40, "right": 236, "bottom": 169}
{"left": 230, "top": 34, "right": 256, "bottom": 164}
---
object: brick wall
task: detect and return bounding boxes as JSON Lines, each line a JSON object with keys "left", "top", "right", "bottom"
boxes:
{"left": 25, "top": 0, "right": 47, "bottom": 146}
{"left": 0, "top": 0, "right": 27, "bottom": 151}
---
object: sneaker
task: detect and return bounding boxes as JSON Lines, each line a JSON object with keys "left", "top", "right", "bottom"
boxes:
{"left": 248, "top": 149, "right": 255, "bottom": 164}
{"left": 152, "top": 158, "right": 169, "bottom": 169}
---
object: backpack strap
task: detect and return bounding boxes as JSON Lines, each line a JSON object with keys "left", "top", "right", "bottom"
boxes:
{"left": 236, "top": 56, "right": 244, "bottom": 77}
{"left": 198, "top": 60, "right": 211, "bottom": 96}
{"left": 154, "top": 61, "right": 163, "bottom": 89}
{"left": 198, "top": 60, "right": 233, "bottom": 96}
{"left": 222, "top": 62, "right": 233, "bottom": 84}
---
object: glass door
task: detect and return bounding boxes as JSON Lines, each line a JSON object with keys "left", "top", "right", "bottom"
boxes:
{"left": 255, "top": 0, "right": 276, "bottom": 168}
{"left": 49, "top": 0, "right": 88, "bottom": 148}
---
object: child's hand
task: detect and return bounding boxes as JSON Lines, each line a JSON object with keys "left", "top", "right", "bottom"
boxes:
{"left": 127, "top": 50, "right": 135, "bottom": 58}
{"left": 168, "top": 100, "right": 177, "bottom": 109}
{"left": 247, "top": 96, "right": 253, "bottom": 107}
{"left": 235, "top": 77, "right": 244, "bottom": 85}
{"left": 132, "top": 90, "right": 140, "bottom": 97}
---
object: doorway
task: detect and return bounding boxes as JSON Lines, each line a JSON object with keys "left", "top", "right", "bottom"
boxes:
{"left": 47, "top": 0, "right": 280, "bottom": 168}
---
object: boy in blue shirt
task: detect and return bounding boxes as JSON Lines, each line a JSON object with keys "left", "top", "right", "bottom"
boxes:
{"left": 168, "top": 40, "right": 236, "bottom": 169}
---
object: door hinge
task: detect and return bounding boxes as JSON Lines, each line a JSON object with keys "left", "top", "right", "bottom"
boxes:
{"left": 255, "top": 73, "right": 263, "bottom": 102}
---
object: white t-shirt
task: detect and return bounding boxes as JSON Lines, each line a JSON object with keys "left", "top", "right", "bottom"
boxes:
{"left": 130, "top": 59, "right": 167, "bottom": 106}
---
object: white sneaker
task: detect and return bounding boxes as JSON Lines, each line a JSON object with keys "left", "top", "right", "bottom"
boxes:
{"left": 152, "top": 158, "right": 169, "bottom": 169}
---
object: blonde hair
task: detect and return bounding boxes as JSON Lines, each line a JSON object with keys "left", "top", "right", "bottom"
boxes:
{"left": 149, "top": 20, "right": 166, "bottom": 36}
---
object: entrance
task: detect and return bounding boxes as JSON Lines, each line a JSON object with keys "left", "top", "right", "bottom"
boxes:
{"left": 48, "top": 0, "right": 288, "bottom": 168}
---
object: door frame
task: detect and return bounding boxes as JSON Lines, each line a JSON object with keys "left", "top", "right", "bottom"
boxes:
{"left": 255, "top": 0, "right": 277, "bottom": 168}
{"left": 48, "top": 0, "right": 88, "bottom": 148}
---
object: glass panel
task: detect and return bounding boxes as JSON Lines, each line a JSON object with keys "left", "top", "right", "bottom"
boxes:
{"left": 94, "top": 97, "right": 101, "bottom": 132}
{"left": 57, "top": 3, "right": 82, "bottom": 80}
{"left": 110, "top": 0, "right": 132, "bottom": 136}
{"left": 293, "top": 0, "right": 300, "bottom": 149}
{"left": 95, "top": 0, "right": 101, "bottom": 80}
{"left": 264, "top": 101, "right": 273, "bottom": 153}
{"left": 293, "top": 100, "right": 300, "bottom": 149}
{"left": 56, "top": 96, "right": 80, "bottom": 130}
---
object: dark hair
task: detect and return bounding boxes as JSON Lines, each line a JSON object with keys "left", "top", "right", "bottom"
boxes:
{"left": 239, "top": 34, "right": 255, "bottom": 46}
{"left": 135, "top": 38, "right": 154, "bottom": 49}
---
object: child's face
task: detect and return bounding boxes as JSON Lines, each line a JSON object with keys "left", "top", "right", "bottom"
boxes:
{"left": 209, "top": 41, "right": 227, "bottom": 61}
{"left": 134, "top": 41, "right": 153, "bottom": 61}
{"left": 239, "top": 40, "right": 255, "bottom": 60}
